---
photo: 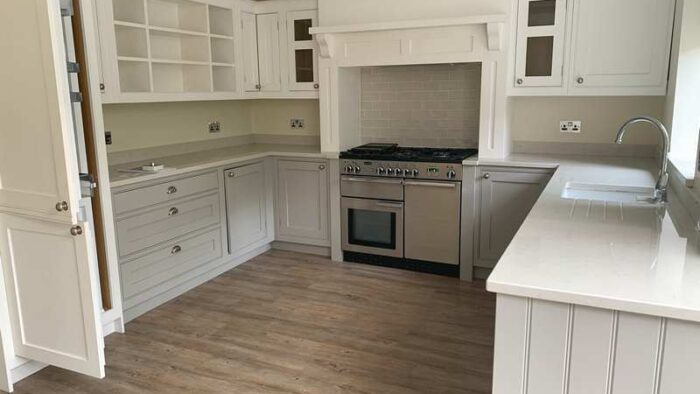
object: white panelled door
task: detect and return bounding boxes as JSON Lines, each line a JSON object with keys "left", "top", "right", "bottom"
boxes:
{"left": 256, "top": 13, "right": 282, "bottom": 92}
{"left": 0, "top": 0, "right": 105, "bottom": 379}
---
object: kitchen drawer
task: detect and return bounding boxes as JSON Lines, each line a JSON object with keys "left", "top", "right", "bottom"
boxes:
{"left": 113, "top": 171, "right": 219, "bottom": 215}
{"left": 116, "top": 192, "right": 220, "bottom": 257}
{"left": 340, "top": 176, "right": 404, "bottom": 201}
{"left": 121, "top": 228, "right": 223, "bottom": 304}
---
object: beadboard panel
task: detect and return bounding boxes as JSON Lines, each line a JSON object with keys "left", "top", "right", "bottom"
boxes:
{"left": 493, "top": 294, "right": 700, "bottom": 394}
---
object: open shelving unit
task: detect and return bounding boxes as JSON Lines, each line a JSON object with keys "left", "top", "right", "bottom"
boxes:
{"left": 110, "top": 0, "right": 236, "bottom": 95}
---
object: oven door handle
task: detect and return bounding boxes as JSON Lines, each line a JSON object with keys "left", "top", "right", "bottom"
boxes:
{"left": 404, "top": 181, "right": 457, "bottom": 189}
{"left": 375, "top": 201, "right": 404, "bottom": 209}
{"left": 343, "top": 177, "right": 404, "bottom": 185}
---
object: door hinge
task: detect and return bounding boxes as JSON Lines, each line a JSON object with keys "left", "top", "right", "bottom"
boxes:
{"left": 99, "top": 82, "right": 105, "bottom": 92}
{"left": 60, "top": 3, "right": 73, "bottom": 17}
{"left": 70, "top": 91, "right": 83, "bottom": 103}
{"left": 67, "top": 61, "right": 80, "bottom": 73}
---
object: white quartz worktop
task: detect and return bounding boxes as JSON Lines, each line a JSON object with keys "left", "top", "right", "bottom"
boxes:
{"left": 109, "top": 144, "right": 332, "bottom": 188}
{"left": 483, "top": 154, "right": 700, "bottom": 323}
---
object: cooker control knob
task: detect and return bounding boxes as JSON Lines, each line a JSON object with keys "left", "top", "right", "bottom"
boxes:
{"left": 394, "top": 168, "right": 403, "bottom": 177}
{"left": 412, "top": 169, "right": 419, "bottom": 177}
{"left": 403, "top": 169, "right": 411, "bottom": 176}
{"left": 376, "top": 167, "right": 385, "bottom": 175}
{"left": 446, "top": 170, "right": 457, "bottom": 179}
{"left": 387, "top": 168, "right": 394, "bottom": 175}
{"left": 354, "top": 166, "right": 361, "bottom": 174}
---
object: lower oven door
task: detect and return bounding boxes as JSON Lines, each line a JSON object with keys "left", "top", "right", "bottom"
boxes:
{"left": 341, "top": 197, "right": 404, "bottom": 258}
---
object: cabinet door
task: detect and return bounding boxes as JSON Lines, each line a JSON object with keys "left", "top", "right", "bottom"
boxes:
{"left": 287, "top": 10, "right": 318, "bottom": 91}
{"left": 241, "top": 11, "right": 260, "bottom": 92}
{"left": 0, "top": 0, "right": 105, "bottom": 381}
{"left": 513, "top": 0, "right": 568, "bottom": 88}
{"left": 276, "top": 160, "right": 329, "bottom": 246}
{"left": 224, "top": 162, "right": 268, "bottom": 254}
{"left": 478, "top": 168, "right": 551, "bottom": 266}
{"left": 256, "top": 13, "right": 281, "bottom": 92}
{"left": 569, "top": 0, "right": 674, "bottom": 94}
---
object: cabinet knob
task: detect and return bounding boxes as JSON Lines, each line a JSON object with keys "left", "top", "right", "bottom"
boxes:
{"left": 255, "top": 84, "right": 261, "bottom": 90}
{"left": 166, "top": 186, "right": 177, "bottom": 194}
{"left": 55, "top": 201, "right": 69, "bottom": 212}
{"left": 483, "top": 173, "right": 491, "bottom": 179}
{"left": 577, "top": 77, "right": 584, "bottom": 84}
{"left": 516, "top": 78, "right": 523, "bottom": 85}
{"left": 70, "top": 225, "right": 83, "bottom": 236}
{"left": 227, "top": 171, "right": 235, "bottom": 177}
{"left": 313, "top": 83, "right": 319, "bottom": 89}
{"left": 318, "top": 164, "right": 326, "bottom": 170}
{"left": 171, "top": 245, "right": 182, "bottom": 254}
{"left": 168, "top": 207, "right": 179, "bottom": 216}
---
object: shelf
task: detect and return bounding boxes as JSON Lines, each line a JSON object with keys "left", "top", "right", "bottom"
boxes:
{"left": 151, "top": 58, "right": 210, "bottom": 66}
{"left": 208, "top": 5, "right": 234, "bottom": 37}
{"left": 212, "top": 65, "right": 235, "bottom": 92}
{"left": 117, "top": 56, "right": 149, "bottom": 63}
{"left": 115, "top": 24, "right": 148, "bottom": 58}
{"left": 113, "top": 20, "right": 147, "bottom": 29}
{"left": 112, "top": 0, "right": 146, "bottom": 25}
{"left": 149, "top": 29, "right": 210, "bottom": 62}
{"left": 148, "top": 25, "right": 208, "bottom": 37}
{"left": 147, "top": 0, "right": 208, "bottom": 34}
{"left": 152, "top": 62, "right": 211, "bottom": 93}
{"left": 210, "top": 36, "right": 234, "bottom": 64}
{"left": 118, "top": 60, "right": 150, "bottom": 92}
{"left": 209, "top": 33, "right": 233, "bottom": 40}
{"left": 211, "top": 62, "right": 234, "bottom": 67}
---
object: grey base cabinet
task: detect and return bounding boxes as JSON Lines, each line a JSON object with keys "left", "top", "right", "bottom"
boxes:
{"left": 275, "top": 159, "right": 330, "bottom": 247}
{"left": 476, "top": 167, "right": 553, "bottom": 269}
{"left": 224, "top": 162, "right": 271, "bottom": 255}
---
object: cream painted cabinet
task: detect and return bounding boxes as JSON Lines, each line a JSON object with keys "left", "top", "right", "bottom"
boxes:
{"left": 287, "top": 10, "right": 319, "bottom": 91}
{"left": 241, "top": 12, "right": 282, "bottom": 92}
{"left": 510, "top": 0, "right": 674, "bottom": 96}
{"left": 224, "top": 162, "right": 270, "bottom": 253}
{"left": 276, "top": 159, "right": 330, "bottom": 246}
{"left": 568, "top": 0, "right": 675, "bottom": 95}
{"left": 477, "top": 167, "right": 552, "bottom": 268}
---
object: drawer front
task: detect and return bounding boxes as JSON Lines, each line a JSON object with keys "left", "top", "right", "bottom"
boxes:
{"left": 340, "top": 176, "right": 404, "bottom": 201}
{"left": 113, "top": 171, "right": 219, "bottom": 215}
{"left": 116, "top": 192, "right": 220, "bottom": 257}
{"left": 121, "top": 228, "right": 223, "bottom": 304}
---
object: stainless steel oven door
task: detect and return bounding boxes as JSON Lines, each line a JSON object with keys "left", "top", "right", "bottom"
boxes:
{"left": 341, "top": 197, "right": 404, "bottom": 258}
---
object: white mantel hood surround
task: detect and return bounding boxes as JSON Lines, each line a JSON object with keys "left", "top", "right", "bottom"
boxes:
{"left": 310, "top": 14, "right": 512, "bottom": 160}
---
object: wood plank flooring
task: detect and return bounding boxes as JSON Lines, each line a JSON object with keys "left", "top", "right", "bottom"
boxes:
{"left": 14, "top": 250, "right": 496, "bottom": 393}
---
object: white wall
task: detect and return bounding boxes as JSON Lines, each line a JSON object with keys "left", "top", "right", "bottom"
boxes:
{"left": 511, "top": 96, "right": 666, "bottom": 145}
{"left": 318, "top": 0, "right": 512, "bottom": 26}
{"left": 103, "top": 100, "right": 320, "bottom": 152}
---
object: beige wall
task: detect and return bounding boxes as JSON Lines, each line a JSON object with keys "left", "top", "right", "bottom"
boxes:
{"left": 103, "top": 99, "right": 320, "bottom": 152}
{"left": 250, "top": 99, "right": 320, "bottom": 136}
{"left": 510, "top": 96, "right": 667, "bottom": 145}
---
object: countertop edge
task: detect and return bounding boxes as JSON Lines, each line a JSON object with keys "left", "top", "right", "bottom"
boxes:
{"left": 110, "top": 150, "right": 333, "bottom": 189}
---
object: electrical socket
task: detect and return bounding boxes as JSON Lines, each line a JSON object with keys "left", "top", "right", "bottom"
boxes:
{"left": 560, "top": 120, "right": 582, "bottom": 133}
{"left": 208, "top": 120, "right": 221, "bottom": 133}
{"left": 290, "top": 118, "right": 305, "bottom": 129}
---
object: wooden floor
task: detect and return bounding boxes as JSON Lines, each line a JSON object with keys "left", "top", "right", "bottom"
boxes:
{"left": 14, "top": 250, "right": 496, "bottom": 394}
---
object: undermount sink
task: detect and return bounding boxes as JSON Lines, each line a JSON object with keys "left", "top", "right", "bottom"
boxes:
{"left": 561, "top": 182, "right": 657, "bottom": 204}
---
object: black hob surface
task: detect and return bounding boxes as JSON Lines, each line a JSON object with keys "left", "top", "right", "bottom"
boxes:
{"left": 340, "top": 144, "right": 478, "bottom": 163}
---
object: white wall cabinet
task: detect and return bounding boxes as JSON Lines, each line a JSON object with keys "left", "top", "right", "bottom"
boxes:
{"left": 476, "top": 167, "right": 552, "bottom": 268}
{"left": 224, "top": 162, "right": 270, "bottom": 253}
{"left": 276, "top": 159, "right": 330, "bottom": 246}
{"left": 96, "top": 0, "right": 319, "bottom": 103}
{"left": 510, "top": 0, "right": 675, "bottom": 96}
{"left": 286, "top": 10, "right": 319, "bottom": 91}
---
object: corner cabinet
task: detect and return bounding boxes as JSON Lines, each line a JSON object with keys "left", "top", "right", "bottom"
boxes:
{"left": 510, "top": 0, "right": 675, "bottom": 96}
{"left": 476, "top": 167, "right": 553, "bottom": 269}
{"left": 224, "top": 162, "right": 273, "bottom": 255}
{"left": 275, "top": 159, "right": 329, "bottom": 246}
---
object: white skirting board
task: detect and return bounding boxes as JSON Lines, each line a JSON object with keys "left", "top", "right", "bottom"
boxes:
{"left": 493, "top": 294, "right": 700, "bottom": 394}
{"left": 10, "top": 359, "right": 46, "bottom": 385}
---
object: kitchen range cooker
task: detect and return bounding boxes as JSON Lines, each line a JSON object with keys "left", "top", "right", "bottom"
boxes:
{"left": 339, "top": 143, "right": 478, "bottom": 277}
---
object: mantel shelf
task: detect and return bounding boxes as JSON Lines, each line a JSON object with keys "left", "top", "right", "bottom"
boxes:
{"left": 309, "top": 14, "right": 507, "bottom": 35}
